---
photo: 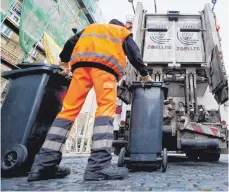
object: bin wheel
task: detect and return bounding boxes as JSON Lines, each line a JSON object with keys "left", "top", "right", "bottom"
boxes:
{"left": 1, "top": 144, "right": 28, "bottom": 171}
{"left": 161, "top": 148, "right": 167, "bottom": 172}
{"left": 118, "top": 147, "right": 126, "bottom": 167}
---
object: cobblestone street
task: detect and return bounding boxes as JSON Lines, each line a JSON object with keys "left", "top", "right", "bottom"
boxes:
{"left": 1, "top": 154, "right": 228, "bottom": 191}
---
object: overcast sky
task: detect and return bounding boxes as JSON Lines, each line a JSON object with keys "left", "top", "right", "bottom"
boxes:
{"left": 98, "top": 0, "right": 229, "bottom": 73}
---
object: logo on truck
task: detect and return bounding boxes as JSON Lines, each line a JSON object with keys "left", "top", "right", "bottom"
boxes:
{"left": 148, "top": 25, "right": 171, "bottom": 50}
{"left": 177, "top": 25, "right": 200, "bottom": 51}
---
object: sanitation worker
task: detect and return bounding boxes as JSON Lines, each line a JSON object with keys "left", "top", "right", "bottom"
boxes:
{"left": 125, "top": 21, "right": 132, "bottom": 31}
{"left": 27, "top": 19, "right": 153, "bottom": 182}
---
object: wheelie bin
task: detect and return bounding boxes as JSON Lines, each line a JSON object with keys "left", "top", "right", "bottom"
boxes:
{"left": 1, "top": 63, "right": 70, "bottom": 177}
{"left": 118, "top": 81, "right": 168, "bottom": 172}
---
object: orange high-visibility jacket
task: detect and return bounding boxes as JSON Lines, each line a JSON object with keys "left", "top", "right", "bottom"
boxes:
{"left": 70, "top": 23, "right": 132, "bottom": 80}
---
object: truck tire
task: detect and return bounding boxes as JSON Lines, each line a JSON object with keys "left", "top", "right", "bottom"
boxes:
{"left": 199, "top": 153, "right": 220, "bottom": 162}
{"left": 185, "top": 151, "right": 199, "bottom": 161}
{"left": 114, "top": 147, "right": 121, "bottom": 156}
{"left": 118, "top": 147, "right": 126, "bottom": 167}
{"left": 161, "top": 148, "right": 168, "bottom": 172}
{"left": 113, "top": 140, "right": 128, "bottom": 156}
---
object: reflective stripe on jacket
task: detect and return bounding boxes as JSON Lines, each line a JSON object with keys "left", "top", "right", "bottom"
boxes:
{"left": 70, "top": 23, "right": 132, "bottom": 80}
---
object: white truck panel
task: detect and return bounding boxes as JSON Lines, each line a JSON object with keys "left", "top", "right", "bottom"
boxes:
{"left": 143, "top": 15, "right": 205, "bottom": 63}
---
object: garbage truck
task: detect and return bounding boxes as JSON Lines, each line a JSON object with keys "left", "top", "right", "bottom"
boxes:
{"left": 113, "top": 2, "right": 228, "bottom": 161}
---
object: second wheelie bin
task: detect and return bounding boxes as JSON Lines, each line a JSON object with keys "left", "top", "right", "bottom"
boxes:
{"left": 118, "top": 81, "right": 168, "bottom": 172}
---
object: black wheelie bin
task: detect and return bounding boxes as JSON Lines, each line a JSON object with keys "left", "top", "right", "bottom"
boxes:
{"left": 118, "top": 81, "right": 168, "bottom": 172}
{"left": 1, "top": 63, "right": 70, "bottom": 177}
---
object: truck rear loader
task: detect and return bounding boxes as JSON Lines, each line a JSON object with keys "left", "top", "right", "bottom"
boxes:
{"left": 113, "top": 2, "right": 228, "bottom": 162}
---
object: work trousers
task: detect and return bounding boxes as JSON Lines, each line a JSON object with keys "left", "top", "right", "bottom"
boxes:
{"left": 31, "top": 67, "right": 117, "bottom": 172}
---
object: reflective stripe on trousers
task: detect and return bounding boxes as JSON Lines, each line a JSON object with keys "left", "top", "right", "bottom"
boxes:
{"left": 42, "top": 118, "right": 73, "bottom": 151}
{"left": 31, "top": 118, "right": 74, "bottom": 170}
{"left": 86, "top": 116, "right": 115, "bottom": 172}
{"left": 92, "top": 116, "right": 114, "bottom": 150}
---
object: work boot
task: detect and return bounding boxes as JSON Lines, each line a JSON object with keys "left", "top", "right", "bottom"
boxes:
{"left": 83, "top": 165, "right": 128, "bottom": 181}
{"left": 27, "top": 165, "right": 71, "bottom": 182}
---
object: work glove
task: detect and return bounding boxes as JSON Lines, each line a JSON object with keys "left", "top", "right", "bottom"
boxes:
{"left": 140, "top": 75, "right": 154, "bottom": 87}
{"left": 58, "top": 69, "right": 70, "bottom": 76}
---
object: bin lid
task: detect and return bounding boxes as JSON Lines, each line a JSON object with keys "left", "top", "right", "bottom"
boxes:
{"left": 17, "top": 62, "right": 61, "bottom": 70}
{"left": 132, "top": 81, "right": 166, "bottom": 88}
{"left": 1, "top": 66, "right": 62, "bottom": 79}
{"left": 131, "top": 81, "right": 168, "bottom": 99}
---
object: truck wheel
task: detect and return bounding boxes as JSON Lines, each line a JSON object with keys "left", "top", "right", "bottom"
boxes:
{"left": 185, "top": 151, "right": 199, "bottom": 161}
{"left": 199, "top": 153, "right": 220, "bottom": 162}
{"left": 118, "top": 147, "right": 126, "bottom": 167}
{"left": 114, "top": 147, "right": 121, "bottom": 156}
{"left": 161, "top": 148, "right": 168, "bottom": 172}
{"left": 1, "top": 144, "right": 28, "bottom": 171}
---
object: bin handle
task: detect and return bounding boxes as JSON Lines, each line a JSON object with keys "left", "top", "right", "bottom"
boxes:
{"left": 180, "top": 28, "right": 205, "bottom": 32}
{"left": 52, "top": 67, "right": 63, "bottom": 74}
{"left": 142, "top": 27, "right": 168, "bottom": 32}
{"left": 53, "top": 67, "right": 72, "bottom": 81}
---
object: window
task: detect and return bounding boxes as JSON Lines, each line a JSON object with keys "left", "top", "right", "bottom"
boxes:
{"left": 12, "top": 15, "right": 19, "bottom": 22}
{"left": 13, "top": 4, "right": 22, "bottom": 16}
{"left": 8, "top": 3, "right": 22, "bottom": 26}
{"left": 9, "top": 10, "right": 20, "bottom": 26}
{"left": 31, "top": 49, "right": 38, "bottom": 58}
{"left": 1, "top": 24, "right": 13, "bottom": 38}
{"left": 37, "top": 39, "right": 44, "bottom": 49}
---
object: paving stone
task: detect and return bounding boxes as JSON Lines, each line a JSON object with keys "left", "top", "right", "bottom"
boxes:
{"left": 1, "top": 155, "right": 228, "bottom": 191}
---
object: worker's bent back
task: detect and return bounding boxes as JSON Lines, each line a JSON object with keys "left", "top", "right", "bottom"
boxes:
{"left": 70, "top": 23, "right": 131, "bottom": 81}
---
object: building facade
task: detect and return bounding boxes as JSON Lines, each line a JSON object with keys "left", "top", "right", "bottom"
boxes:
{"left": 1, "top": 0, "right": 103, "bottom": 96}
{"left": 1, "top": 0, "right": 103, "bottom": 70}
{"left": 1, "top": 1, "right": 44, "bottom": 70}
